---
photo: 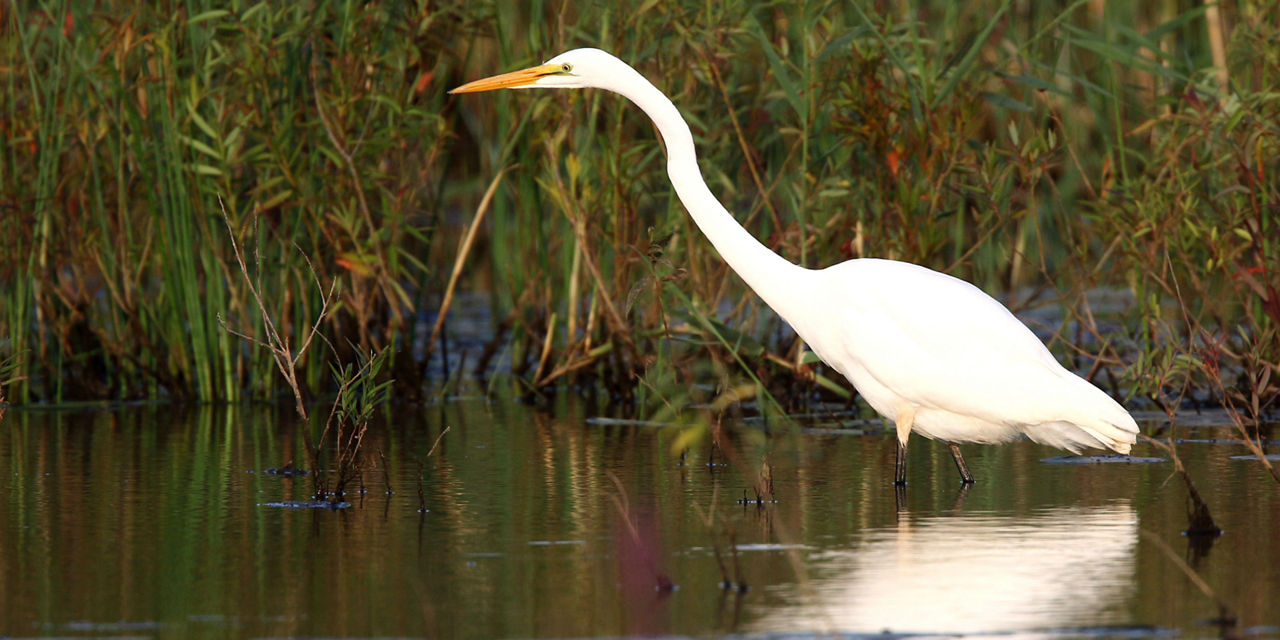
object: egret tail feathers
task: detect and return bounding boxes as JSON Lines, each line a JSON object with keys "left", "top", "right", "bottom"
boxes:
{"left": 1077, "top": 415, "right": 1139, "bottom": 455}
{"left": 1032, "top": 407, "right": 1138, "bottom": 455}
{"left": 1022, "top": 381, "right": 1139, "bottom": 455}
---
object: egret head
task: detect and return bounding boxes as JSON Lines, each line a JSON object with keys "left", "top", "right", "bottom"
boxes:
{"left": 450, "top": 48, "right": 634, "bottom": 94}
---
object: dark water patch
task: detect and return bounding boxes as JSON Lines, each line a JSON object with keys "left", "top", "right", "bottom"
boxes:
{"left": 799, "top": 425, "right": 883, "bottom": 436}
{"left": 585, "top": 416, "right": 678, "bottom": 428}
{"left": 1131, "top": 409, "right": 1273, "bottom": 430}
{"left": 1241, "top": 625, "right": 1280, "bottom": 637}
{"left": 251, "top": 466, "right": 310, "bottom": 476}
{"left": 1041, "top": 454, "right": 1166, "bottom": 464}
{"left": 48, "top": 620, "right": 163, "bottom": 632}
{"left": 684, "top": 543, "right": 807, "bottom": 553}
{"left": 1006, "top": 624, "right": 1173, "bottom": 639}
{"left": 1175, "top": 438, "right": 1255, "bottom": 445}
{"left": 1228, "top": 453, "right": 1280, "bottom": 461}
{"left": 741, "top": 412, "right": 874, "bottom": 426}
{"left": 259, "top": 500, "right": 351, "bottom": 509}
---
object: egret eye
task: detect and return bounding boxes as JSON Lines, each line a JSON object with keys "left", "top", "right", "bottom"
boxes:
{"left": 561, "top": 63, "right": 572, "bottom": 73}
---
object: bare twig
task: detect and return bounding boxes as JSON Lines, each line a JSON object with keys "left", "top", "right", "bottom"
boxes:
{"left": 426, "top": 426, "right": 451, "bottom": 458}
{"left": 378, "top": 448, "right": 393, "bottom": 495}
{"left": 415, "top": 426, "right": 451, "bottom": 513}
{"left": 218, "top": 196, "right": 336, "bottom": 420}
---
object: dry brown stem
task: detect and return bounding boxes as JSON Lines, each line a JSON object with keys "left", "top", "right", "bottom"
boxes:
{"left": 424, "top": 168, "right": 511, "bottom": 366}
{"left": 217, "top": 196, "right": 336, "bottom": 420}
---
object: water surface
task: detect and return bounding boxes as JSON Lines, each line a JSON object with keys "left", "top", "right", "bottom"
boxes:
{"left": 1, "top": 400, "right": 1277, "bottom": 638}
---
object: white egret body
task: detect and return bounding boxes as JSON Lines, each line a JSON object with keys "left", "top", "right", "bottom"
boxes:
{"left": 451, "top": 48, "right": 1139, "bottom": 484}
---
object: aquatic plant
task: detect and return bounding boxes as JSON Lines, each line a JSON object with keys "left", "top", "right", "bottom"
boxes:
{"left": 309, "top": 347, "right": 393, "bottom": 502}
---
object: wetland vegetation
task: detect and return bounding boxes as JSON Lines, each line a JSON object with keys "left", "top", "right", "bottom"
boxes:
{"left": 2, "top": 1, "right": 1279, "bottom": 637}
{"left": 2, "top": 1, "right": 1276, "bottom": 418}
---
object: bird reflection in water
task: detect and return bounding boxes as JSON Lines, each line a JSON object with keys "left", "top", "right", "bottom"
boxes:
{"left": 755, "top": 502, "right": 1138, "bottom": 635}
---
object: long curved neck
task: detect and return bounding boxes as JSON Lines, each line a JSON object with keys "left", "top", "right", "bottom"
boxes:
{"left": 605, "top": 69, "right": 808, "bottom": 320}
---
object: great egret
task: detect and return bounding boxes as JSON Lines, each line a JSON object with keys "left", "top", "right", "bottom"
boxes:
{"left": 451, "top": 48, "right": 1139, "bottom": 485}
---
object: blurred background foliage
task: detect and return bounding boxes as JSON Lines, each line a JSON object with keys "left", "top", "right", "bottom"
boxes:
{"left": 1, "top": 0, "right": 1276, "bottom": 422}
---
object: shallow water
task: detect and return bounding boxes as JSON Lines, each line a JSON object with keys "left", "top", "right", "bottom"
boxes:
{"left": 1, "top": 400, "right": 1278, "bottom": 638}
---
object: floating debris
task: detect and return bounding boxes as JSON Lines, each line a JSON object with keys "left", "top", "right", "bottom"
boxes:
{"left": 585, "top": 417, "right": 676, "bottom": 428}
{"left": 737, "top": 489, "right": 778, "bottom": 505}
{"left": 800, "top": 426, "right": 881, "bottom": 436}
{"left": 262, "top": 465, "right": 309, "bottom": 476}
{"left": 1041, "top": 454, "right": 1165, "bottom": 465}
{"left": 1173, "top": 438, "right": 1280, "bottom": 446}
{"left": 260, "top": 500, "right": 349, "bottom": 509}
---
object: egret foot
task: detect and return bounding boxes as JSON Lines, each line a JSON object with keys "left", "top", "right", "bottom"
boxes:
{"left": 949, "top": 442, "right": 975, "bottom": 484}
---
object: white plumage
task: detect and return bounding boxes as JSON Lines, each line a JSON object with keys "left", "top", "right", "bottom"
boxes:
{"left": 451, "top": 48, "right": 1139, "bottom": 485}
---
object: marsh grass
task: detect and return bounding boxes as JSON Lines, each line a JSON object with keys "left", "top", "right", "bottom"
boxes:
{"left": 2, "top": 1, "right": 1277, "bottom": 433}
{"left": 3, "top": 2, "right": 444, "bottom": 403}
{"left": 308, "top": 346, "right": 392, "bottom": 502}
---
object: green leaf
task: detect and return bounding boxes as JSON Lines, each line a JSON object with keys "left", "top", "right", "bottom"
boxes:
{"left": 980, "top": 91, "right": 1032, "bottom": 112}
{"left": 188, "top": 10, "right": 230, "bottom": 25}
{"left": 188, "top": 105, "right": 219, "bottom": 141}
{"left": 180, "top": 134, "right": 221, "bottom": 159}
{"left": 932, "top": 0, "right": 1011, "bottom": 108}
{"left": 751, "top": 28, "right": 804, "bottom": 120}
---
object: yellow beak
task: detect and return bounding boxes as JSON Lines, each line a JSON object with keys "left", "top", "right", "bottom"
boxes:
{"left": 449, "top": 63, "right": 562, "bottom": 94}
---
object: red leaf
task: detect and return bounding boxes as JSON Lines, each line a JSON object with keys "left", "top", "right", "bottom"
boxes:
{"left": 415, "top": 71, "right": 435, "bottom": 94}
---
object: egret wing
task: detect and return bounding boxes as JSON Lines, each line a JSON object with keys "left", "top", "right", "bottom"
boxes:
{"left": 819, "top": 260, "right": 1087, "bottom": 425}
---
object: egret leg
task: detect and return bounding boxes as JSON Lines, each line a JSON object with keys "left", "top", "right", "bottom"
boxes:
{"left": 894, "top": 440, "right": 908, "bottom": 486}
{"left": 948, "top": 442, "right": 975, "bottom": 484}
{"left": 893, "top": 407, "right": 915, "bottom": 487}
